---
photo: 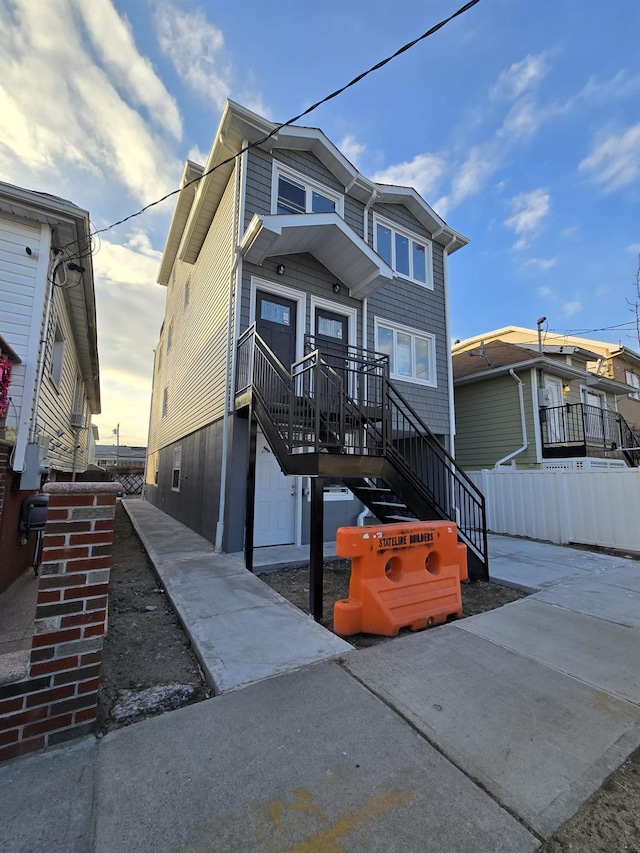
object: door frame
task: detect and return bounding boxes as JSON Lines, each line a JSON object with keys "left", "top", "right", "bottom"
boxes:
{"left": 310, "top": 295, "right": 357, "bottom": 349}
{"left": 250, "top": 275, "right": 306, "bottom": 364}
{"left": 249, "top": 276, "right": 306, "bottom": 547}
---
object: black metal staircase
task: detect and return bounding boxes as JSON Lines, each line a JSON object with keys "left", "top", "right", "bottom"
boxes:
{"left": 236, "top": 325, "right": 489, "bottom": 580}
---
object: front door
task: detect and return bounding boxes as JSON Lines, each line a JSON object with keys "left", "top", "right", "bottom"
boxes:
{"left": 544, "top": 377, "right": 565, "bottom": 442}
{"left": 315, "top": 307, "right": 349, "bottom": 395}
{"left": 256, "top": 290, "right": 297, "bottom": 369}
{"left": 254, "top": 431, "right": 296, "bottom": 547}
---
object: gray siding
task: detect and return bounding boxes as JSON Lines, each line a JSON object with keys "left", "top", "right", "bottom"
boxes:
{"left": 240, "top": 254, "right": 362, "bottom": 353}
{"left": 301, "top": 493, "right": 364, "bottom": 544}
{"left": 273, "top": 149, "right": 344, "bottom": 195}
{"left": 148, "top": 165, "right": 237, "bottom": 455}
{"left": 244, "top": 148, "right": 271, "bottom": 228}
{"left": 367, "top": 242, "right": 449, "bottom": 434}
{"left": 344, "top": 196, "right": 365, "bottom": 240}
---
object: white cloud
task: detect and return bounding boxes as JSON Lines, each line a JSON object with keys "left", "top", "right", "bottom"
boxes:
{"left": 187, "top": 145, "right": 208, "bottom": 166}
{"left": 526, "top": 258, "right": 556, "bottom": 272}
{"left": 339, "top": 135, "right": 366, "bottom": 169}
{"left": 0, "top": 0, "right": 181, "bottom": 204}
{"left": 627, "top": 243, "right": 640, "bottom": 255}
{"left": 154, "top": 1, "right": 231, "bottom": 109}
{"left": 499, "top": 99, "right": 544, "bottom": 140}
{"left": 537, "top": 286, "right": 554, "bottom": 298}
{"left": 373, "top": 152, "right": 445, "bottom": 199}
{"left": 579, "top": 124, "right": 640, "bottom": 191}
{"left": 563, "top": 300, "right": 583, "bottom": 317}
{"left": 435, "top": 147, "right": 498, "bottom": 216}
{"left": 504, "top": 189, "right": 550, "bottom": 249}
{"left": 75, "top": 1, "right": 181, "bottom": 139}
{"left": 93, "top": 231, "right": 166, "bottom": 444}
{"left": 491, "top": 53, "right": 548, "bottom": 100}
{"left": 572, "top": 70, "right": 640, "bottom": 108}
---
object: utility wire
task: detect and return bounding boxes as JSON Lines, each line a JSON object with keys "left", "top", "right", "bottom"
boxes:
{"left": 82, "top": 0, "right": 481, "bottom": 243}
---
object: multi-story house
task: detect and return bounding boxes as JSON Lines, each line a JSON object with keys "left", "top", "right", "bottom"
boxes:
{"left": 146, "top": 101, "right": 487, "bottom": 581}
{"left": 0, "top": 181, "right": 100, "bottom": 593}
{"left": 453, "top": 329, "right": 638, "bottom": 471}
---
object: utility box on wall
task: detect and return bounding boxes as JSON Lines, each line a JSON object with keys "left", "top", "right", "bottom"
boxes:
{"left": 19, "top": 443, "right": 49, "bottom": 490}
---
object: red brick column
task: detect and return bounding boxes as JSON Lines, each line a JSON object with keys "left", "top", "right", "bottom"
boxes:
{"left": 0, "top": 482, "right": 120, "bottom": 763}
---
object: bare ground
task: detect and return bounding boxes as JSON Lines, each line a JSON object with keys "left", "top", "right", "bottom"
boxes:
{"left": 101, "top": 507, "right": 640, "bottom": 850}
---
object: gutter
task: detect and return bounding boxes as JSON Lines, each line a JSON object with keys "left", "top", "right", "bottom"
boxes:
{"left": 494, "top": 369, "right": 528, "bottom": 468}
{"left": 442, "top": 233, "right": 458, "bottom": 455}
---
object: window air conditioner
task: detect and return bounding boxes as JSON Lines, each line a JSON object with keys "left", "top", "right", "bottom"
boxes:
{"left": 70, "top": 412, "right": 84, "bottom": 429}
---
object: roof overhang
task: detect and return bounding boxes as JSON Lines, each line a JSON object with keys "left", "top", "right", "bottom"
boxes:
{"left": 239, "top": 212, "right": 394, "bottom": 298}
{"left": 0, "top": 334, "right": 21, "bottom": 363}
{"left": 165, "top": 100, "right": 469, "bottom": 271}
{"left": 157, "top": 160, "right": 203, "bottom": 286}
{"left": 0, "top": 181, "right": 100, "bottom": 413}
{"left": 454, "top": 357, "right": 634, "bottom": 395}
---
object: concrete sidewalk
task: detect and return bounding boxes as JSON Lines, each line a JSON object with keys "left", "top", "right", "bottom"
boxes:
{"left": 122, "top": 499, "right": 352, "bottom": 693}
{"left": 2, "top": 502, "right": 639, "bottom": 851}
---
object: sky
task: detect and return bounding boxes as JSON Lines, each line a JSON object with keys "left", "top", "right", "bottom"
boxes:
{"left": 0, "top": 0, "right": 639, "bottom": 446}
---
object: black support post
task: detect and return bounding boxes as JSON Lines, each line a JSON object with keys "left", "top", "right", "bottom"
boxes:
{"left": 309, "top": 476, "right": 324, "bottom": 622}
{"left": 244, "top": 408, "right": 257, "bottom": 573}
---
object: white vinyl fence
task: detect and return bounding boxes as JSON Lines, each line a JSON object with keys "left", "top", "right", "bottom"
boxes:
{"left": 468, "top": 468, "right": 640, "bottom": 552}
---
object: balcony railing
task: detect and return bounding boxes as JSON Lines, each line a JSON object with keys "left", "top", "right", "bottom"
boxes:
{"left": 540, "top": 403, "right": 640, "bottom": 466}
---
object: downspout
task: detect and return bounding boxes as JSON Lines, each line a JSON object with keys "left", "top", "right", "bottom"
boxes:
{"left": 494, "top": 369, "right": 528, "bottom": 468}
{"left": 361, "top": 188, "right": 377, "bottom": 353}
{"left": 215, "top": 133, "right": 241, "bottom": 552}
{"left": 442, "top": 233, "right": 458, "bottom": 455}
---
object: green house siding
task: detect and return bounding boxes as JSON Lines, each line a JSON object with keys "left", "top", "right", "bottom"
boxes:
{"left": 455, "top": 372, "right": 538, "bottom": 470}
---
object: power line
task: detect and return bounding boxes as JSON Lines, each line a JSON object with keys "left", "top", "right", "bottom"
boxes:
{"left": 81, "top": 0, "right": 481, "bottom": 243}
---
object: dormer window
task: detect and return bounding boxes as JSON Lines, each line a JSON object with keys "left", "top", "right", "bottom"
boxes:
{"left": 273, "top": 164, "right": 343, "bottom": 217}
{"left": 374, "top": 215, "right": 432, "bottom": 288}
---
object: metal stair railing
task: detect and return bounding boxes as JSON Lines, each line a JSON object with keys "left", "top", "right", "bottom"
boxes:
{"left": 236, "top": 325, "right": 488, "bottom": 566}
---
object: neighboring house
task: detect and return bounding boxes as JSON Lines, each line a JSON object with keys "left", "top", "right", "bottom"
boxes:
{"left": 94, "top": 444, "right": 146, "bottom": 471}
{"left": 0, "top": 181, "right": 100, "bottom": 593}
{"left": 456, "top": 326, "right": 640, "bottom": 435}
{"left": 452, "top": 336, "right": 638, "bottom": 471}
{"left": 146, "top": 100, "right": 488, "bottom": 578}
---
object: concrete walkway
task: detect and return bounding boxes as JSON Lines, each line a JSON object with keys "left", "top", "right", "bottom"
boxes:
{"left": 2, "top": 502, "right": 639, "bottom": 852}
{"left": 122, "top": 499, "right": 352, "bottom": 693}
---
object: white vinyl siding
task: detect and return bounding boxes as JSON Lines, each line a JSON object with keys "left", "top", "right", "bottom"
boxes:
{"left": 148, "top": 165, "right": 237, "bottom": 453}
{"left": 0, "top": 214, "right": 42, "bottom": 432}
{"left": 37, "top": 285, "right": 90, "bottom": 472}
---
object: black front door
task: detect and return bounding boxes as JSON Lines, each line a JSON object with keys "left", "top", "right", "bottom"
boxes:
{"left": 256, "top": 290, "right": 297, "bottom": 369}
{"left": 315, "top": 308, "right": 349, "bottom": 387}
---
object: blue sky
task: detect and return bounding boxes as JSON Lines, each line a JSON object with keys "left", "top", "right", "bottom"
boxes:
{"left": 1, "top": 0, "right": 639, "bottom": 444}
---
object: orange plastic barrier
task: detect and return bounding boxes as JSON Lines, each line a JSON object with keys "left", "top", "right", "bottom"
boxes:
{"left": 333, "top": 521, "right": 468, "bottom": 637}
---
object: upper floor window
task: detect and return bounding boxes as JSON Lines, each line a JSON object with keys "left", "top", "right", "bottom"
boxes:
{"left": 375, "top": 318, "right": 436, "bottom": 387}
{"left": 49, "top": 323, "right": 65, "bottom": 388}
{"left": 272, "top": 164, "right": 343, "bottom": 217}
{"left": 162, "top": 387, "right": 168, "bottom": 418}
{"left": 184, "top": 277, "right": 190, "bottom": 309}
{"left": 167, "top": 323, "right": 173, "bottom": 351}
{"left": 626, "top": 370, "right": 640, "bottom": 400}
{"left": 374, "top": 215, "right": 432, "bottom": 288}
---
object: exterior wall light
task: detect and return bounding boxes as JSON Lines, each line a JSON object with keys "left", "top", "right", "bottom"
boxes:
{"left": 332, "top": 282, "right": 341, "bottom": 293}
{"left": 277, "top": 264, "right": 285, "bottom": 275}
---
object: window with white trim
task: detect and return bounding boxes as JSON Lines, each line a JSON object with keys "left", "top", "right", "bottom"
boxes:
{"left": 171, "top": 446, "right": 182, "bottom": 492}
{"left": 625, "top": 370, "right": 640, "bottom": 400}
{"left": 374, "top": 216, "right": 432, "bottom": 287}
{"left": 273, "top": 165, "right": 343, "bottom": 216}
{"left": 49, "top": 323, "right": 65, "bottom": 387}
{"left": 375, "top": 319, "right": 436, "bottom": 386}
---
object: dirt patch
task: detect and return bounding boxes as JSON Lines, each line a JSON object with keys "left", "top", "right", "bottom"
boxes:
{"left": 259, "top": 559, "right": 526, "bottom": 648}
{"left": 97, "top": 502, "right": 210, "bottom": 733}
{"left": 539, "top": 747, "right": 640, "bottom": 852}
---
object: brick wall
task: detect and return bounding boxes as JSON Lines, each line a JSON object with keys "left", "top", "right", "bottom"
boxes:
{"left": 0, "top": 482, "right": 119, "bottom": 763}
